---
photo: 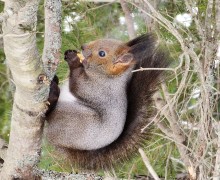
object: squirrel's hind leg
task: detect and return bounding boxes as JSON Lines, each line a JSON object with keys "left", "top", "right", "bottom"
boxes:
{"left": 46, "top": 75, "right": 60, "bottom": 116}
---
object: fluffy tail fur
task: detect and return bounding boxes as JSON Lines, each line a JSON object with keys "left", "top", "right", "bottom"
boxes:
{"left": 63, "top": 34, "right": 169, "bottom": 170}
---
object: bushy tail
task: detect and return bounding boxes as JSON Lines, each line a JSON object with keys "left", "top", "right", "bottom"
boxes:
{"left": 64, "top": 34, "right": 170, "bottom": 170}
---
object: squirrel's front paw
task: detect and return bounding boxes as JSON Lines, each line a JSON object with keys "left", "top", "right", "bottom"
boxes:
{"left": 64, "top": 50, "right": 78, "bottom": 61}
{"left": 64, "top": 50, "right": 82, "bottom": 68}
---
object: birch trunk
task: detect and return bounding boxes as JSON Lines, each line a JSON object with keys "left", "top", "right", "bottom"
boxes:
{"left": 0, "top": 0, "right": 61, "bottom": 179}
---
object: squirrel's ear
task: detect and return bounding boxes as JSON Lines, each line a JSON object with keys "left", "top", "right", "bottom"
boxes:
{"left": 115, "top": 53, "right": 134, "bottom": 64}
{"left": 108, "top": 53, "right": 134, "bottom": 75}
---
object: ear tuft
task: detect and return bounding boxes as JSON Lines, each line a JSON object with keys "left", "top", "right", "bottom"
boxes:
{"left": 126, "top": 34, "right": 157, "bottom": 64}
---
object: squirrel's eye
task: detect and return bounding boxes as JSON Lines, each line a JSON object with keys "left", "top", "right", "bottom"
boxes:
{"left": 98, "top": 50, "right": 106, "bottom": 57}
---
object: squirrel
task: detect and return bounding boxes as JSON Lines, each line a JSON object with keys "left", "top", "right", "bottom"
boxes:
{"left": 45, "top": 34, "right": 169, "bottom": 170}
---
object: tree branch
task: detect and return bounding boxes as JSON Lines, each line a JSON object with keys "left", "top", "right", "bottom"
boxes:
{"left": 153, "top": 92, "right": 195, "bottom": 178}
{"left": 216, "top": 0, "right": 220, "bottom": 37}
{"left": 0, "top": 0, "right": 44, "bottom": 178}
{"left": 139, "top": 148, "right": 160, "bottom": 180}
{"left": 132, "top": 0, "right": 185, "bottom": 49}
{"left": 138, "top": 0, "right": 157, "bottom": 32}
{"left": 184, "top": 0, "right": 203, "bottom": 37}
{"left": 213, "top": 122, "right": 220, "bottom": 180}
{"left": 35, "top": 168, "right": 101, "bottom": 180}
{"left": 42, "top": 0, "right": 62, "bottom": 80}
{"left": 120, "top": 0, "right": 136, "bottom": 39}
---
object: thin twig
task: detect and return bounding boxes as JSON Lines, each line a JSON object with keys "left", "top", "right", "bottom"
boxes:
{"left": 184, "top": 0, "right": 204, "bottom": 37}
{"left": 132, "top": 67, "right": 175, "bottom": 73}
{"left": 213, "top": 122, "right": 220, "bottom": 180}
{"left": 139, "top": 148, "right": 161, "bottom": 180}
{"left": 165, "top": 146, "right": 172, "bottom": 180}
{"left": 132, "top": 0, "right": 185, "bottom": 49}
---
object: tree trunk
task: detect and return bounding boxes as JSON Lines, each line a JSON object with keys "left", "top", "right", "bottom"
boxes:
{"left": 0, "top": 0, "right": 61, "bottom": 179}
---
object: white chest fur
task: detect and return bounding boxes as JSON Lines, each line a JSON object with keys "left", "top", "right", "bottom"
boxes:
{"left": 58, "top": 81, "right": 77, "bottom": 103}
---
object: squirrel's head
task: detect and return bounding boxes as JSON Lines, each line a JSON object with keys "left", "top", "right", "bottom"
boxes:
{"left": 64, "top": 34, "right": 158, "bottom": 77}
{"left": 81, "top": 39, "right": 136, "bottom": 76}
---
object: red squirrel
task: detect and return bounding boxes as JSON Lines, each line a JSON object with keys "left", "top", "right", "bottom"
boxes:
{"left": 46, "top": 34, "right": 169, "bottom": 170}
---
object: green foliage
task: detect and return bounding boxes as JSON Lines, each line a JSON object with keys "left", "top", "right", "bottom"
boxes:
{"left": 39, "top": 140, "right": 73, "bottom": 173}
{"left": 107, "top": 126, "right": 182, "bottom": 179}
{"left": 0, "top": 49, "right": 11, "bottom": 142}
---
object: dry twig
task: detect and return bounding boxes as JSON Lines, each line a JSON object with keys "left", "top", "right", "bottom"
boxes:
{"left": 139, "top": 148, "right": 160, "bottom": 180}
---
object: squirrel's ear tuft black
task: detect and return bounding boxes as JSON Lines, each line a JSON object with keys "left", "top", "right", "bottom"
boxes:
{"left": 126, "top": 33, "right": 156, "bottom": 47}
{"left": 126, "top": 33, "right": 157, "bottom": 61}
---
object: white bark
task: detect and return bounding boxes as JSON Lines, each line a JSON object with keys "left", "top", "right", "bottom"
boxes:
{"left": 43, "top": 0, "right": 62, "bottom": 79}
{"left": 0, "top": 1, "right": 44, "bottom": 179}
{"left": 0, "top": 0, "right": 61, "bottom": 179}
{"left": 0, "top": 138, "right": 7, "bottom": 161}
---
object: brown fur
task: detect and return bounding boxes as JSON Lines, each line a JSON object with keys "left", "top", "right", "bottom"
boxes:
{"left": 46, "top": 34, "right": 169, "bottom": 171}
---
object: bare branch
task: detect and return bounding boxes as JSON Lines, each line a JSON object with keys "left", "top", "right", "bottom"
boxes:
{"left": 171, "top": 53, "right": 190, "bottom": 102}
{"left": 153, "top": 92, "right": 194, "bottom": 176}
{"left": 184, "top": 0, "right": 203, "bottom": 37}
{"left": 213, "top": 122, "right": 220, "bottom": 180}
{"left": 131, "top": 0, "right": 185, "bottom": 49}
{"left": 120, "top": 0, "right": 136, "bottom": 39}
{"left": 139, "top": 148, "right": 160, "bottom": 180}
{"left": 138, "top": 0, "right": 158, "bottom": 32}
{"left": 153, "top": 91, "right": 185, "bottom": 141}
{"left": 155, "top": 120, "right": 175, "bottom": 139}
{"left": 35, "top": 168, "right": 102, "bottom": 180}
{"left": 216, "top": 0, "right": 220, "bottom": 36}
{"left": 132, "top": 67, "right": 175, "bottom": 73}
{"left": 42, "top": 0, "right": 62, "bottom": 80}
